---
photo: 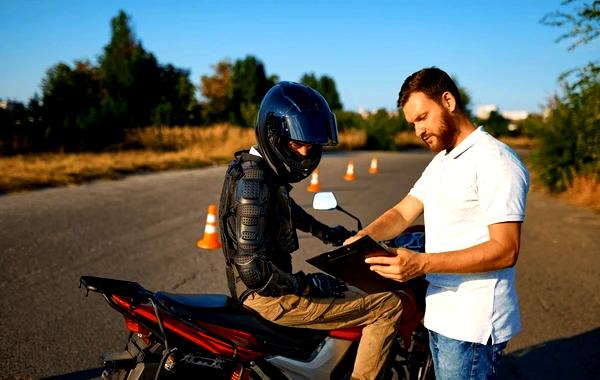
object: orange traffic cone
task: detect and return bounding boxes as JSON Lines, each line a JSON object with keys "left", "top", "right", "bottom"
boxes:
{"left": 369, "top": 157, "right": 378, "bottom": 174}
{"left": 196, "top": 204, "right": 221, "bottom": 250}
{"left": 307, "top": 169, "right": 320, "bottom": 192}
{"left": 344, "top": 160, "right": 355, "bottom": 181}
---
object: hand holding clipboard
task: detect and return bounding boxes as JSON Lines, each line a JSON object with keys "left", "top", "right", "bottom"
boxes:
{"left": 306, "top": 235, "right": 416, "bottom": 294}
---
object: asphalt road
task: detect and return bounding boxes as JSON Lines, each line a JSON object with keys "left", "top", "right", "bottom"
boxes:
{"left": 0, "top": 150, "right": 598, "bottom": 379}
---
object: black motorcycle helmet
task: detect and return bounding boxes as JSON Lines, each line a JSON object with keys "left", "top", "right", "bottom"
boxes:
{"left": 255, "top": 81, "right": 339, "bottom": 183}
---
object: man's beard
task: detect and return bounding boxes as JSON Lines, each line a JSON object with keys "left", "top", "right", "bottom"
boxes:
{"left": 425, "top": 110, "right": 458, "bottom": 153}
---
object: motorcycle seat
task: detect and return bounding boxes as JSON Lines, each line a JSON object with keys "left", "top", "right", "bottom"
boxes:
{"left": 154, "top": 292, "right": 329, "bottom": 360}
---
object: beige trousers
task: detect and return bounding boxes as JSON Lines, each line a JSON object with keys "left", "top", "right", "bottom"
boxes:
{"left": 244, "top": 290, "right": 403, "bottom": 380}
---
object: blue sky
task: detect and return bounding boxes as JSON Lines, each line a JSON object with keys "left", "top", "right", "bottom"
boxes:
{"left": 0, "top": 0, "right": 597, "bottom": 114}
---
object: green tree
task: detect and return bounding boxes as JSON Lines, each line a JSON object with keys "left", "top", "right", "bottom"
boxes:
{"left": 4, "top": 9, "right": 200, "bottom": 153}
{"left": 41, "top": 61, "right": 104, "bottom": 150}
{"left": 200, "top": 60, "right": 232, "bottom": 124}
{"left": 151, "top": 64, "right": 198, "bottom": 126}
{"left": 0, "top": 100, "right": 27, "bottom": 153}
{"left": 530, "top": 79, "right": 599, "bottom": 191}
{"left": 449, "top": 76, "right": 473, "bottom": 119}
{"left": 98, "top": 10, "right": 162, "bottom": 133}
{"left": 300, "top": 73, "right": 343, "bottom": 110}
{"left": 335, "top": 110, "right": 366, "bottom": 130}
{"left": 541, "top": 0, "right": 600, "bottom": 50}
{"left": 229, "top": 55, "right": 276, "bottom": 127}
{"left": 364, "top": 109, "right": 405, "bottom": 150}
{"left": 318, "top": 75, "right": 343, "bottom": 110}
{"left": 96, "top": 10, "right": 200, "bottom": 132}
{"left": 479, "top": 110, "right": 510, "bottom": 137}
{"left": 299, "top": 73, "right": 319, "bottom": 90}
{"left": 0, "top": 95, "right": 47, "bottom": 154}
{"left": 515, "top": 114, "right": 544, "bottom": 138}
{"left": 532, "top": 0, "right": 600, "bottom": 191}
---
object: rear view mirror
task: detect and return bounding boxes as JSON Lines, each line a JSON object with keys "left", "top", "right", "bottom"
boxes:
{"left": 312, "top": 192, "right": 338, "bottom": 211}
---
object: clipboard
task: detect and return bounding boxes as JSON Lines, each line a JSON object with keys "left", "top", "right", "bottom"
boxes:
{"left": 306, "top": 235, "right": 413, "bottom": 294}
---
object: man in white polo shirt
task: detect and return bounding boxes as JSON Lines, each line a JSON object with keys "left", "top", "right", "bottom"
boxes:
{"left": 346, "top": 67, "right": 529, "bottom": 379}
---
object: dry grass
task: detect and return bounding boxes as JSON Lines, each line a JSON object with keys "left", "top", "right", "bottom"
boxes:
{"left": 5, "top": 124, "right": 593, "bottom": 213}
{"left": 0, "top": 125, "right": 365, "bottom": 193}
{"left": 394, "top": 133, "right": 537, "bottom": 150}
{"left": 562, "top": 173, "right": 600, "bottom": 212}
{"left": 394, "top": 131, "right": 427, "bottom": 149}
{"left": 528, "top": 169, "right": 600, "bottom": 213}
{"left": 0, "top": 124, "right": 254, "bottom": 192}
{"left": 498, "top": 136, "right": 537, "bottom": 149}
{"left": 0, "top": 150, "right": 207, "bottom": 192}
{"left": 334, "top": 128, "right": 366, "bottom": 150}
{"left": 123, "top": 124, "right": 252, "bottom": 153}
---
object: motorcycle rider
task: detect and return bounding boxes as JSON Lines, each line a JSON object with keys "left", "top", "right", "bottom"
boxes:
{"left": 218, "top": 81, "right": 403, "bottom": 380}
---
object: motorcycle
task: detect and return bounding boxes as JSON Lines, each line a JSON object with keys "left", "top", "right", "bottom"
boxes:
{"left": 80, "top": 192, "right": 433, "bottom": 379}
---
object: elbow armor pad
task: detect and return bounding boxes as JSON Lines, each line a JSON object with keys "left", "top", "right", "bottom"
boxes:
{"left": 235, "top": 255, "right": 305, "bottom": 296}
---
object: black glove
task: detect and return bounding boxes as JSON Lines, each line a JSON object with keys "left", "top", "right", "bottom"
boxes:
{"left": 306, "top": 273, "right": 348, "bottom": 298}
{"left": 323, "top": 225, "right": 355, "bottom": 246}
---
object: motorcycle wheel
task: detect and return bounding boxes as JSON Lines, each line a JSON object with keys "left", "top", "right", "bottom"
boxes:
{"left": 385, "top": 340, "right": 435, "bottom": 380}
{"left": 101, "top": 369, "right": 128, "bottom": 380}
{"left": 102, "top": 362, "right": 164, "bottom": 380}
{"left": 385, "top": 354, "right": 412, "bottom": 380}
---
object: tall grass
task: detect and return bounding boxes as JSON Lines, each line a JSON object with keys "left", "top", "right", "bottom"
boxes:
{"left": 335, "top": 128, "right": 366, "bottom": 150}
{"left": 122, "top": 124, "right": 253, "bottom": 154}
{"left": 7, "top": 124, "right": 592, "bottom": 212}
{"left": 0, "top": 124, "right": 366, "bottom": 193}
{"left": 498, "top": 136, "right": 538, "bottom": 150}
{"left": 563, "top": 173, "right": 600, "bottom": 212}
{"left": 394, "top": 131, "right": 427, "bottom": 149}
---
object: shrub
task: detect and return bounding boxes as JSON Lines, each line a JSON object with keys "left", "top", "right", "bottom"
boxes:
{"left": 529, "top": 68, "right": 599, "bottom": 192}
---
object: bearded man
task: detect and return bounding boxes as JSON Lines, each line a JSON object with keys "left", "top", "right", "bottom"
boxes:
{"left": 345, "top": 67, "right": 529, "bottom": 380}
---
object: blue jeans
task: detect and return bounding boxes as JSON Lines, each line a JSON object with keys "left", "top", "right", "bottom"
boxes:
{"left": 429, "top": 330, "right": 507, "bottom": 380}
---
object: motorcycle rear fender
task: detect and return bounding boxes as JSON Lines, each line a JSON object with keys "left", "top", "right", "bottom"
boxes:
{"left": 80, "top": 276, "right": 152, "bottom": 302}
{"left": 110, "top": 295, "right": 264, "bottom": 362}
{"left": 81, "top": 276, "right": 263, "bottom": 361}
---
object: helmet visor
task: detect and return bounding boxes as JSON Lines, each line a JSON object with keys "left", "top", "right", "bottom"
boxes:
{"left": 283, "top": 112, "right": 339, "bottom": 146}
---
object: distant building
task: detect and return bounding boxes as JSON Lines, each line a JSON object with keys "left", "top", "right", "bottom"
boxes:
{"left": 476, "top": 104, "right": 530, "bottom": 133}
{"left": 476, "top": 104, "right": 498, "bottom": 119}
{"left": 0, "top": 98, "right": 23, "bottom": 111}
{"left": 501, "top": 110, "right": 529, "bottom": 121}
{"left": 476, "top": 104, "right": 528, "bottom": 121}
{"left": 357, "top": 106, "right": 370, "bottom": 119}
{"left": 356, "top": 106, "right": 398, "bottom": 119}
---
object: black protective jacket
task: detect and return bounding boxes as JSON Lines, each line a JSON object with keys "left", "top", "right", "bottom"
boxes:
{"left": 218, "top": 149, "right": 331, "bottom": 301}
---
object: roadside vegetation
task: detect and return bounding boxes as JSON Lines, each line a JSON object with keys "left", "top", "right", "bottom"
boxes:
{"left": 1, "top": 3, "right": 597, "bottom": 212}
{"left": 532, "top": 0, "right": 599, "bottom": 211}
{"left": 0, "top": 126, "right": 368, "bottom": 192}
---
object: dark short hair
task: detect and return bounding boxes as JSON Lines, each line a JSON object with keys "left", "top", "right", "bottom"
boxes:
{"left": 397, "top": 67, "right": 464, "bottom": 112}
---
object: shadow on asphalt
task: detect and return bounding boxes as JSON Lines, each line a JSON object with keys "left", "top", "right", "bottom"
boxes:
{"left": 35, "top": 328, "right": 600, "bottom": 379}
{"left": 499, "top": 327, "right": 600, "bottom": 379}
{"left": 40, "top": 368, "right": 103, "bottom": 380}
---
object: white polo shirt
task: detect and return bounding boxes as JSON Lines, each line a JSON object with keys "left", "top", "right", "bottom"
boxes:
{"left": 409, "top": 127, "right": 529, "bottom": 344}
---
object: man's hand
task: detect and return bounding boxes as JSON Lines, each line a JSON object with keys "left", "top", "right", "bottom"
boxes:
{"left": 343, "top": 231, "right": 366, "bottom": 246}
{"left": 306, "top": 273, "right": 348, "bottom": 298}
{"left": 365, "top": 247, "right": 426, "bottom": 282}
